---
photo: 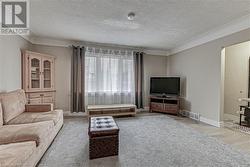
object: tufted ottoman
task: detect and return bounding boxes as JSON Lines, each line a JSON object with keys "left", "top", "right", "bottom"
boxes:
{"left": 88, "top": 116, "right": 119, "bottom": 159}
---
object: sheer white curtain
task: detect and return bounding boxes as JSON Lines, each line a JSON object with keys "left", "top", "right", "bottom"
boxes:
{"left": 85, "top": 47, "right": 135, "bottom": 105}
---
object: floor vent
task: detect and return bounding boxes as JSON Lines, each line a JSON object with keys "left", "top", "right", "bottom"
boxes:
{"left": 179, "top": 110, "right": 200, "bottom": 121}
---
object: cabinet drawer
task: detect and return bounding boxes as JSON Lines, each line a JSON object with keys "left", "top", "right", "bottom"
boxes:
{"left": 151, "top": 102, "right": 164, "bottom": 111}
{"left": 27, "top": 92, "right": 54, "bottom": 98}
{"left": 43, "top": 97, "right": 53, "bottom": 103}
{"left": 27, "top": 93, "right": 41, "bottom": 98}
{"left": 43, "top": 92, "right": 54, "bottom": 97}
{"left": 28, "top": 98, "right": 42, "bottom": 104}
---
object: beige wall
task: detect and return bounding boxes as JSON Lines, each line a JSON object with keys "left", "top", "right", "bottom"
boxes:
{"left": 0, "top": 36, "right": 31, "bottom": 92}
{"left": 143, "top": 54, "right": 168, "bottom": 107}
{"left": 0, "top": 36, "right": 71, "bottom": 111}
{"left": 29, "top": 46, "right": 168, "bottom": 110}
{"left": 224, "top": 41, "right": 250, "bottom": 116}
{"left": 168, "top": 28, "right": 250, "bottom": 122}
{"left": 31, "top": 45, "right": 72, "bottom": 111}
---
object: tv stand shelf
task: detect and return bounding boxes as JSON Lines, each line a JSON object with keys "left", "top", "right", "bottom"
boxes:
{"left": 149, "top": 96, "right": 180, "bottom": 115}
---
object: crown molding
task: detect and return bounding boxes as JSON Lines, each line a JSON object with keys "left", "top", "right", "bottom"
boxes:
{"left": 21, "top": 35, "right": 78, "bottom": 47}
{"left": 20, "top": 35, "right": 32, "bottom": 43}
{"left": 143, "top": 49, "right": 170, "bottom": 56}
{"left": 169, "top": 14, "right": 250, "bottom": 55}
{"left": 20, "top": 35, "right": 170, "bottom": 56}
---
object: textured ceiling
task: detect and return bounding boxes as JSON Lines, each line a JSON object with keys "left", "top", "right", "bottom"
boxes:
{"left": 30, "top": 0, "right": 250, "bottom": 50}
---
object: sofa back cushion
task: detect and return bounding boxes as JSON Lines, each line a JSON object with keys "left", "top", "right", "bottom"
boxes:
{"left": 0, "top": 102, "right": 3, "bottom": 126}
{"left": 0, "top": 89, "right": 27, "bottom": 124}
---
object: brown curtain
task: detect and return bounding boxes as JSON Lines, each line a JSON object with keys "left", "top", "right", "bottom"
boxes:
{"left": 134, "top": 52, "right": 144, "bottom": 109}
{"left": 71, "top": 46, "right": 85, "bottom": 112}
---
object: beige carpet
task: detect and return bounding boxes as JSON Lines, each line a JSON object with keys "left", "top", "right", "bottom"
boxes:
{"left": 38, "top": 115, "right": 250, "bottom": 167}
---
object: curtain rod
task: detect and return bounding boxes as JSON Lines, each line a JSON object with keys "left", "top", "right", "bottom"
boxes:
{"left": 69, "top": 41, "right": 143, "bottom": 51}
{"left": 69, "top": 43, "right": 169, "bottom": 56}
{"left": 70, "top": 45, "right": 143, "bottom": 52}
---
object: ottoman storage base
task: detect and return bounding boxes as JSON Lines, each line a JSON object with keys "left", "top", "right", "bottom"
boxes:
{"left": 89, "top": 116, "right": 119, "bottom": 160}
{"left": 89, "top": 134, "right": 119, "bottom": 159}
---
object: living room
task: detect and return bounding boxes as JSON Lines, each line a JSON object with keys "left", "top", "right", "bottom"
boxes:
{"left": 0, "top": 0, "right": 250, "bottom": 167}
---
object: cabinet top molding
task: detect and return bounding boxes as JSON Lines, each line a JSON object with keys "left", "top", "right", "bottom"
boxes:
{"left": 21, "top": 50, "right": 56, "bottom": 59}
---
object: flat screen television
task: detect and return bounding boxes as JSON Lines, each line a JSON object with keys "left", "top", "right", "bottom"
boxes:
{"left": 150, "top": 77, "right": 180, "bottom": 96}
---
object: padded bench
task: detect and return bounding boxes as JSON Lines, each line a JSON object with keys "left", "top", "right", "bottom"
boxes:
{"left": 87, "top": 104, "right": 136, "bottom": 117}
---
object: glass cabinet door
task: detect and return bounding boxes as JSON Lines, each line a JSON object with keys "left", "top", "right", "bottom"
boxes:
{"left": 43, "top": 59, "right": 53, "bottom": 89}
{"left": 30, "top": 57, "right": 41, "bottom": 89}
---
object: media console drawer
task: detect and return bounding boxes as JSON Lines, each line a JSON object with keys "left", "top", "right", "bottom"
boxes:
{"left": 151, "top": 102, "right": 164, "bottom": 111}
{"left": 165, "top": 105, "right": 178, "bottom": 110}
{"left": 150, "top": 96, "right": 180, "bottom": 115}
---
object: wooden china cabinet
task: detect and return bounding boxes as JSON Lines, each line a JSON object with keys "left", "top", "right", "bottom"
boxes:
{"left": 21, "top": 50, "right": 56, "bottom": 106}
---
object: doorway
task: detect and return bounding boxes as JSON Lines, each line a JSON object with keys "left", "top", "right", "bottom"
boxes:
{"left": 221, "top": 41, "right": 250, "bottom": 124}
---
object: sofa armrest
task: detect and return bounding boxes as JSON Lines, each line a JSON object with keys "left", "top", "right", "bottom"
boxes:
{"left": 25, "top": 104, "right": 54, "bottom": 112}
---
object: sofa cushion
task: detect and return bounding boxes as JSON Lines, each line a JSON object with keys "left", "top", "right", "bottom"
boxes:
{"left": 0, "top": 121, "right": 54, "bottom": 147}
{"left": 0, "top": 89, "right": 27, "bottom": 124}
{"left": 0, "top": 103, "right": 3, "bottom": 126}
{"left": 7, "top": 110, "right": 63, "bottom": 126}
{"left": 0, "top": 141, "right": 36, "bottom": 167}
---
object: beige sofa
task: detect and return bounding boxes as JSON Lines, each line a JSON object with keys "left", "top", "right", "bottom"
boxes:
{"left": 0, "top": 89, "right": 63, "bottom": 167}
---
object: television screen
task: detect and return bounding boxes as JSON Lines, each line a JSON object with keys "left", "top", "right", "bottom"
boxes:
{"left": 150, "top": 77, "right": 180, "bottom": 96}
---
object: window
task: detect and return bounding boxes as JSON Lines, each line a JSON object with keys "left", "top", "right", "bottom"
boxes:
{"left": 85, "top": 47, "right": 135, "bottom": 105}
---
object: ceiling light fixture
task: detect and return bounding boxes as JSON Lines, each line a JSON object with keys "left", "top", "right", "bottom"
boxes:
{"left": 127, "top": 12, "right": 135, "bottom": 21}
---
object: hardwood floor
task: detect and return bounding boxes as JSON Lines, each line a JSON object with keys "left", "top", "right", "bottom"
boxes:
{"left": 138, "top": 112, "right": 250, "bottom": 154}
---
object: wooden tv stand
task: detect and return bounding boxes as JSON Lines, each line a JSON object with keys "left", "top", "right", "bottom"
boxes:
{"left": 149, "top": 96, "right": 180, "bottom": 115}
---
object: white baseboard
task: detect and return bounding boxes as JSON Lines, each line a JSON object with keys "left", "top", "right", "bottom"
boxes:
{"left": 63, "top": 109, "right": 222, "bottom": 127}
{"left": 200, "top": 116, "right": 221, "bottom": 127}
{"left": 219, "top": 121, "right": 225, "bottom": 127}
{"left": 180, "top": 110, "right": 221, "bottom": 127}
{"left": 179, "top": 110, "right": 200, "bottom": 121}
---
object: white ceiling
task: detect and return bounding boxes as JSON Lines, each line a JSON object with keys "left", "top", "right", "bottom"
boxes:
{"left": 30, "top": 0, "right": 250, "bottom": 50}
